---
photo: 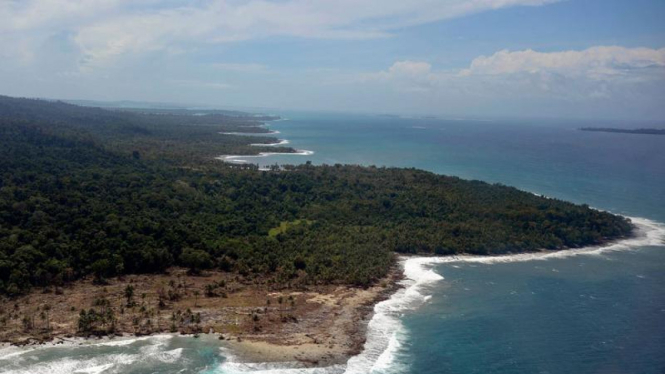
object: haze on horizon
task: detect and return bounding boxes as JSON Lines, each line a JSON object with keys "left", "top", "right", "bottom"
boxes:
{"left": 2, "top": 0, "right": 665, "bottom": 120}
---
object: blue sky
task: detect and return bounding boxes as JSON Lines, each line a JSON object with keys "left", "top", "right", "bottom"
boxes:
{"left": 1, "top": 0, "right": 664, "bottom": 119}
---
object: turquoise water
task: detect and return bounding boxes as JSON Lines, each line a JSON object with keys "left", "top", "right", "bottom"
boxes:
{"left": 228, "top": 112, "right": 665, "bottom": 374}
{"left": 2, "top": 113, "right": 664, "bottom": 373}
{"left": 0, "top": 335, "right": 224, "bottom": 373}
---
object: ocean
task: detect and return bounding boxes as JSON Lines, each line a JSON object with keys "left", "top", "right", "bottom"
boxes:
{"left": 2, "top": 113, "right": 664, "bottom": 374}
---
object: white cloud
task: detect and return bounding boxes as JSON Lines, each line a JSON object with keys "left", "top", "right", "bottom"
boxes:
{"left": 461, "top": 46, "right": 665, "bottom": 80}
{"left": 171, "top": 79, "right": 233, "bottom": 90}
{"left": 362, "top": 61, "right": 445, "bottom": 92}
{"left": 387, "top": 61, "right": 434, "bottom": 77}
{"left": 344, "top": 47, "right": 665, "bottom": 118}
{"left": 365, "top": 47, "right": 665, "bottom": 99}
{"left": 210, "top": 63, "right": 267, "bottom": 72}
{"left": 4, "top": 1, "right": 663, "bottom": 119}
{"left": 0, "top": 0, "right": 562, "bottom": 69}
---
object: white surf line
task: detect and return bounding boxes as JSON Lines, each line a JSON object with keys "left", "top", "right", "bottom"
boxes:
{"left": 250, "top": 139, "right": 290, "bottom": 147}
{"left": 219, "top": 130, "right": 281, "bottom": 135}
{"left": 217, "top": 150, "right": 314, "bottom": 164}
{"left": 343, "top": 257, "right": 437, "bottom": 374}
{"left": 217, "top": 345, "right": 346, "bottom": 373}
{"left": 218, "top": 355, "right": 346, "bottom": 374}
{"left": 0, "top": 334, "right": 176, "bottom": 361}
{"left": 217, "top": 121, "right": 313, "bottom": 165}
{"left": 1, "top": 335, "right": 183, "bottom": 374}
{"left": 343, "top": 215, "right": 665, "bottom": 374}
{"left": 424, "top": 216, "right": 665, "bottom": 265}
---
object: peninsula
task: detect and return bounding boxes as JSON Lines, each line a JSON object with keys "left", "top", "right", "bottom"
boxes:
{"left": 0, "top": 96, "right": 634, "bottom": 365}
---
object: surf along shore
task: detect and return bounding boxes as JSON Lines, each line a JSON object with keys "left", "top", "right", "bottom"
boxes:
{"left": 0, "top": 265, "right": 403, "bottom": 367}
{"left": 216, "top": 118, "right": 315, "bottom": 166}
{"left": 1, "top": 111, "right": 655, "bottom": 369}
{"left": 1, "top": 216, "right": 659, "bottom": 369}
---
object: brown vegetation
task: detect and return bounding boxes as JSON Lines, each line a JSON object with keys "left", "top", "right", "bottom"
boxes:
{"left": 0, "top": 267, "right": 401, "bottom": 365}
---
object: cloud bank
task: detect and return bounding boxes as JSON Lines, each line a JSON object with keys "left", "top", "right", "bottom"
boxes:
{"left": 462, "top": 47, "right": 665, "bottom": 80}
{"left": 1, "top": 0, "right": 560, "bottom": 68}
{"left": 368, "top": 46, "right": 665, "bottom": 99}
{"left": 1, "top": 0, "right": 664, "bottom": 119}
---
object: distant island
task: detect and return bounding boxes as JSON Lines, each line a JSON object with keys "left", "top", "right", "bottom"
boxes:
{"left": 580, "top": 127, "right": 665, "bottom": 135}
{"left": 0, "top": 95, "right": 634, "bottom": 364}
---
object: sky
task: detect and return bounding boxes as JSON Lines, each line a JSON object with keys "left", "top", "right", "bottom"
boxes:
{"left": 1, "top": 0, "right": 664, "bottom": 120}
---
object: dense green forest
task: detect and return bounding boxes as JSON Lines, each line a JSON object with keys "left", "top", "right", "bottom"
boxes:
{"left": 0, "top": 96, "right": 633, "bottom": 295}
{"left": 0, "top": 96, "right": 295, "bottom": 164}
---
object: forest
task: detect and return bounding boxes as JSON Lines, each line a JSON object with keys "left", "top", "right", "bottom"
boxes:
{"left": 0, "top": 96, "right": 634, "bottom": 295}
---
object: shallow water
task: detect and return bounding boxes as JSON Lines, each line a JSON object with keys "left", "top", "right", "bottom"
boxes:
{"left": 223, "top": 113, "right": 665, "bottom": 374}
{"left": 2, "top": 113, "right": 664, "bottom": 373}
{"left": 0, "top": 335, "right": 222, "bottom": 374}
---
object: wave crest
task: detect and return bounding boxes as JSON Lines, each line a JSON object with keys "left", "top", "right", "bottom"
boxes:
{"left": 343, "top": 215, "right": 664, "bottom": 372}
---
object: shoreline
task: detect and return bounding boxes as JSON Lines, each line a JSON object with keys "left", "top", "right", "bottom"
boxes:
{"left": 0, "top": 266, "right": 403, "bottom": 369}
{"left": 2, "top": 216, "right": 661, "bottom": 371}
{"left": 342, "top": 214, "right": 664, "bottom": 371}
{"left": 217, "top": 118, "right": 316, "bottom": 165}
{"left": 220, "top": 268, "right": 403, "bottom": 368}
{"left": 251, "top": 139, "right": 290, "bottom": 146}
{"left": 217, "top": 149, "right": 314, "bottom": 164}
{"left": 219, "top": 130, "right": 281, "bottom": 135}
{"left": 405, "top": 215, "right": 663, "bottom": 265}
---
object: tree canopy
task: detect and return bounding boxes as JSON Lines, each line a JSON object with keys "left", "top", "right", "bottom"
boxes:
{"left": 0, "top": 96, "right": 633, "bottom": 295}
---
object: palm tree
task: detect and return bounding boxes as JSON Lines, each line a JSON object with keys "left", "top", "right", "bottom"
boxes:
{"left": 124, "top": 285, "right": 135, "bottom": 307}
{"left": 193, "top": 290, "right": 200, "bottom": 307}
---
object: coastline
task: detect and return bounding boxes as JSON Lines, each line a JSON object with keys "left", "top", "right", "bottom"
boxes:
{"left": 217, "top": 149, "right": 314, "bottom": 164}
{"left": 2, "top": 216, "right": 661, "bottom": 371}
{"left": 221, "top": 268, "right": 403, "bottom": 368}
{"left": 0, "top": 265, "right": 403, "bottom": 369}
{"left": 251, "top": 139, "right": 290, "bottom": 146}
{"left": 342, "top": 214, "right": 665, "bottom": 372}
{"left": 219, "top": 130, "right": 281, "bottom": 135}
{"left": 216, "top": 118, "right": 316, "bottom": 165}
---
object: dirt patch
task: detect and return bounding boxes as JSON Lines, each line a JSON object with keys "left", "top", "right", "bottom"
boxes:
{"left": 0, "top": 267, "right": 402, "bottom": 366}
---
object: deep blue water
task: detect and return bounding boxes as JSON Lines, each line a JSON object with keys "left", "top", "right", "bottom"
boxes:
{"left": 1, "top": 113, "right": 663, "bottom": 374}
{"left": 401, "top": 246, "right": 665, "bottom": 374}
{"left": 256, "top": 113, "right": 665, "bottom": 221}
{"left": 241, "top": 113, "right": 665, "bottom": 374}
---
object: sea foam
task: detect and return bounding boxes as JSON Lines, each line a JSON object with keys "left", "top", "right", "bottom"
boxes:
{"left": 342, "top": 215, "right": 665, "bottom": 372}
{"left": 216, "top": 345, "right": 346, "bottom": 374}
{"left": 2, "top": 218, "right": 661, "bottom": 374}
{"left": 174, "top": 215, "right": 665, "bottom": 374}
{"left": 341, "top": 256, "right": 444, "bottom": 374}
{"left": 415, "top": 216, "right": 665, "bottom": 266}
{"left": 0, "top": 335, "right": 178, "bottom": 374}
{"left": 218, "top": 150, "right": 314, "bottom": 164}
{"left": 219, "top": 131, "right": 281, "bottom": 135}
{"left": 206, "top": 215, "right": 665, "bottom": 374}
{"left": 250, "top": 139, "right": 290, "bottom": 147}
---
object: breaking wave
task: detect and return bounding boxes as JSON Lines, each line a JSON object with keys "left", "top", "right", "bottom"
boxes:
{"left": 219, "top": 131, "right": 281, "bottom": 136}
{"left": 2, "top": 217, "right": 661, "bottom": 374}
{"left": 343, "top": 215, "right": 665, "bottom": 372}
{"left": 0, "top": 335, "right": 180, "bottom": 374}
{"left": 217, "top": 150, "right": 314, "bottom": 164}
{"left": 251, "top": 139, "right": 290, "bottom": 147}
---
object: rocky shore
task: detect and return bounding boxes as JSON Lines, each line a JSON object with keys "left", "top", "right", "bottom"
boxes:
{"left": 0, "top": 267, "right": 402, "bottom": 366}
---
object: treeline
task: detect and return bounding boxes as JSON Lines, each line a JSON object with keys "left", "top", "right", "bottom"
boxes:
{"left": 0, "top": 97, "right": 633, "bottom": 295}
{"left": 0, "top": 95, "right": 295, "bottom": 164}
